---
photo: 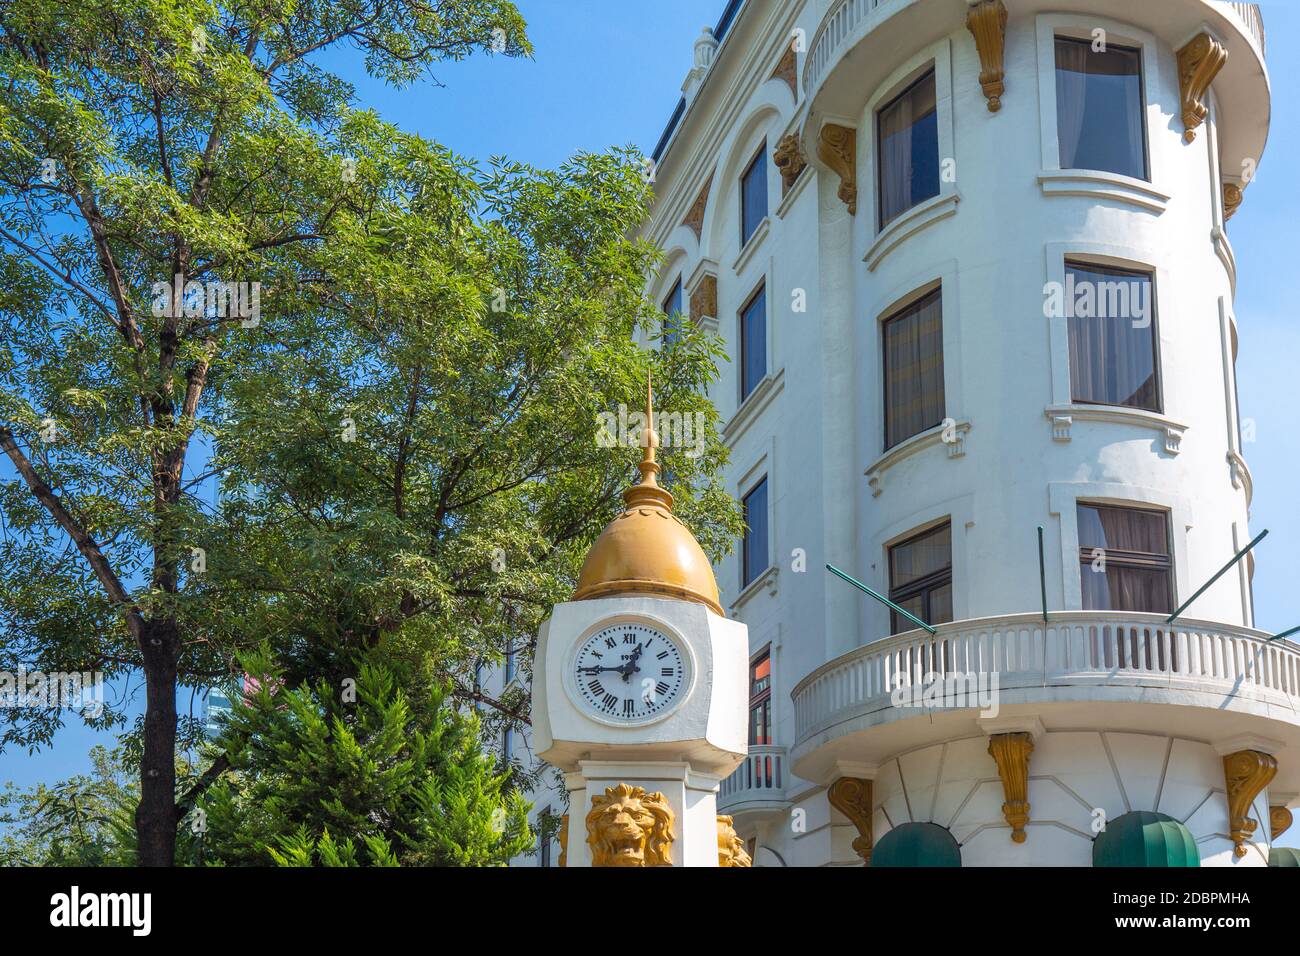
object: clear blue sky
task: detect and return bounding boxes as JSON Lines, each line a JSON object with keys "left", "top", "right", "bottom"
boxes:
{"left": 5, "top": 0, "right": 1299, "bottom": 790}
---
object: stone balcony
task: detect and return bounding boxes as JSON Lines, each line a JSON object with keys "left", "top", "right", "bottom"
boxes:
{"left": 790, "top": 611, "right": 1300, "bottom": 788}
{"left": 717, "top": 744, "right": 790, "bottom": 821}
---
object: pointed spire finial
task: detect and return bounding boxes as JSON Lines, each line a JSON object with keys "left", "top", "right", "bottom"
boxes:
{"left": 625, "top": 371, "right": 672, "bottom": 509}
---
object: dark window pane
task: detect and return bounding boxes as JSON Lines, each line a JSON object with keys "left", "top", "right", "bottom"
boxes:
{"left": 741, "top": 285, "right": 767, "bottom": 400}
{"left": 1066, "top": 262, "right": 1159, "bottom": 411}
{"left": 1077, "top": 504, "right": 1169, "bottom": 555}
{"left": 1077, "top": 504, "right": 1173, "bottom": 614}
{"left": 742, "top": 477, "right": 769, "bottom": 588}
{"left": 741, "top": 144, "right": 768, "bottom": 247}
{"left": 878, "top": 70, "right": 940, "bottom": 228}
{"left": 883, "top": 289, "right": 945, "bottom": 448}
{"left": 662, "top": 278, "right": 683, "bottom": 347}
{"left": 890, "top": 523, "right": 952, "bottom": 586}
{"left": 888, "top": 522, "right": 953, "bottom": 634}
{"left": 749, "top": 698, "right": 771, "bottom": 745}
{"left": 1081, "top": 564, "right": 1172, "bottom": 614}
{"left": 1055, "top": 37, "right": 1147, "bottom": 180}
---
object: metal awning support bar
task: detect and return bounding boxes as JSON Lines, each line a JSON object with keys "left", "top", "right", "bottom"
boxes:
{"left": 1165, "top": 529, "right": 1269, "bottom": 624}
{"left": 826, "top": 563, "right": 937, "bottom": 635}
{"left": 1037, "top": 526, "right": 1049, "bottom": 624}
{"left": 1269, "top": 625, "right": 1300, "bottom": 643}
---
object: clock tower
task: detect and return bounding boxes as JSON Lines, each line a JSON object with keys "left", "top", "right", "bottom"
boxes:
{"left": 532, "top": 380, "right": 749, "bottom": 866}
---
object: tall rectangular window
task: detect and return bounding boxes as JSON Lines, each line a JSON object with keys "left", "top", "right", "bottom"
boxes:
{"left": 742, "top": 477, "right": 769, "bottom": 589}
{"left": 662, "top": 277, "right": 683, "bottom": 348}
{"left": 749, "top": 651, "right": 772, "bottom": 745}
{"left": 740, "top": 283, "right": 767, "bottom": 401}
{"left": 1055, "top": 37, "right": 1148, "bottom": 180}
{"left": 538, "top": 811, "right": 552, "bottom": 868}
{"left": 883, "top": 288, "right": 945, "bottom": 449}
{"left": 877, "top": 69, "right": 939, "bottom": 228}
{"left": 1077, "top": 503, "right": 1173, "bottom": 613}
{"left": 502, "top": 728, "right": 514, "bottom": 761}
{"left": 504, "top": 640, "right": 515, "bottom": 684}
{"left": 740, "top": 143, "right": 768, "bottom": 247}
{"left": 888, "top": 522, "right": 953, "bottom": 634}
{"left": 1066, "top": 261, "right": 1159, "bottom": 411}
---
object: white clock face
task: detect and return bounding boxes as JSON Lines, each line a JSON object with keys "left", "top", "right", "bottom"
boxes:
{"left": 571, "top": 622, "right": 688, "bottom": 725}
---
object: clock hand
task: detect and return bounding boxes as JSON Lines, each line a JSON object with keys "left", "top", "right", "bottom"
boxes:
{"left": 619, "top": 643, "right": 644, "bottom": 682}
{"left": 579, "top": 665, "right": 624, "bottom": 675}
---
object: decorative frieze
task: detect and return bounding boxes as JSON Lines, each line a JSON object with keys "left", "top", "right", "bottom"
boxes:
{"left": 988, "top": 732, "right": 1034, "bottom": 843}
{"left": 689, "top": 272, "right": 717, "bottom": 328}
{"left": 681, "top": 174, "right": 713, "bottom": 241}
{"left": 1176, "top": 32, "right": 1227, "bottom": 143}
{"left": 966, "top": 0, "right": 1008, "bottom": 112}
{"left": 770, "top": 43, "right": 798, "bottom": 100}
{"left": 773, "top": 133, "right": 807, "bottom": 195}
{"left": 1222, "top": 749, "right": 1276, "bottom": 858}
{"left": 817, "top": 124, "right": 857, "bottom": 215}
{"left": 827, "top": 776, "right": 874, "bottom": 864}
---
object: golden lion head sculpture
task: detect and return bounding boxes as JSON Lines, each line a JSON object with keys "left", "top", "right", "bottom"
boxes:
{"left": 585, "top": 783, "right": 675, "bottom": 867}
{"left": 717, "top": 815, "right": 752, "bottom": 867}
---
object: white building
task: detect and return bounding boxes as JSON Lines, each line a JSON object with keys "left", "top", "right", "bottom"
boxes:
{"left": 619, "top": 0, "right": 1300, "bottom": 868}
{"left": 505, "top": 0, "right": 1296, "bottom": 867}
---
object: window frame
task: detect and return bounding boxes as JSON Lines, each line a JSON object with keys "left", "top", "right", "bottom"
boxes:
{"left": 741, "top": 474, "right": 770, "bottom": 590}
{"left": 876, "top": 67, "right": 941, "bottom": 232}
{"left": 887, "top": 521, "right": 953, "bottom": 635}
{"left": 739, "top": 141, "right": 769, "bottom": 249}
{"left": 661, "top": 276, "right": 684, "bottom": 348}
{"left": 748, "top": 648, "right": 772, "bottom": 746}
{"left": 1052, "top": 34, "right": 1150, "bottom": 182}
{"left": 1063, "top": 259, "right": 1163, "bottom": 414}
{"left": 739, "top": 280, "right": 768, "bottom": 403}
{"left": 1076, "top": 502, "right": 1175, "bottom": 614}
{"left": 881, "top": 286, "right": 946, "bottom": 450}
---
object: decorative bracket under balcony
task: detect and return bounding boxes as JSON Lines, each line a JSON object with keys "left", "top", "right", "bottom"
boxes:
{"left": 1223, "top": 181, "right": 1245, "bottom": 221}
{"left": 817, "top": 123, "right": 857, "bottom": 215}
{"left": 1176, "top": 32, "right": 1228, "bottom": 143}
{"left": 1221, "top": 748, "right": 1277, "bottom": 858}
{"left": 1271, "top": 805, "right": 1294, "bottom": 841}
{"left": 987, "top": 732, "right": 1034, "bottom": 843}
{"left": 827, "top": 776, "right": 873, "bottom": 865}
{"left": 966, "top": 0, "right": 1008, "bottom": 112}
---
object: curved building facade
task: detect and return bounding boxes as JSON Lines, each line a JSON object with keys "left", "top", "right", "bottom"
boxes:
{"left": 644, "top": 0, "right": 1295, "bottom": 866}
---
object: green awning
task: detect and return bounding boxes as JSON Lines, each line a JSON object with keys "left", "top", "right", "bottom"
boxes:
{"left": 1269, "top": 846, "right": 1300, "bottom": 867}
{"left": 871, "top": 822, "right": 962, "bottom": 867}
{"left": 1093, "top": 811, "right": 1200, "bottom": 867}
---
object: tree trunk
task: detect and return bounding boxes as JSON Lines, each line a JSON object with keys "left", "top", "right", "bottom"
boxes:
{"left": 136, "top": 619, "right": 180, "bottom": 866}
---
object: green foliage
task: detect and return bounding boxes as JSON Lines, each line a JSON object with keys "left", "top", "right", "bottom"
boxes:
{"left": 0, "top": 0, "right": 741, "bottom": 865}
{"left": 0, "top": 744, "right": 204, "bottom": 865}
{"left": 196, "top": 649, "right": 532, "bottom": 866}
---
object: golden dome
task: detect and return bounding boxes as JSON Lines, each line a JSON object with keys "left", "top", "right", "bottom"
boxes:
{"left": 574, "top": 378, "right": 723, "bottom": 616}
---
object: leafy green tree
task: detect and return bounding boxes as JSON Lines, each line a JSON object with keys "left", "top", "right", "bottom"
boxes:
{"left": 0, "top": 743, "right": 204, "bottom": 865}
{"left": 196, "top": 650, "right": 532, "bottom": 866}
{"left": 0, "top": 0, "right": 741, "bottom": 868}
{"left": 0, "top": 0, "right": 529, "bottom": 865}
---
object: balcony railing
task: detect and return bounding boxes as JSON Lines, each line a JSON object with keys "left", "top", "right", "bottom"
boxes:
{"left": 804, "top": 0, "right": 893, "bottom": 99}
{"left": 719, "top": 745, "right": 787, "bottom": 812}
{"left": 792, "top": 612, "right": 1300, "bottom": 747}
{"left": 1223, "top": 3, "right": 1265, "bottom": 56}
{"left": 807, "top": 2, "right": 1264, "bottom": 108}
